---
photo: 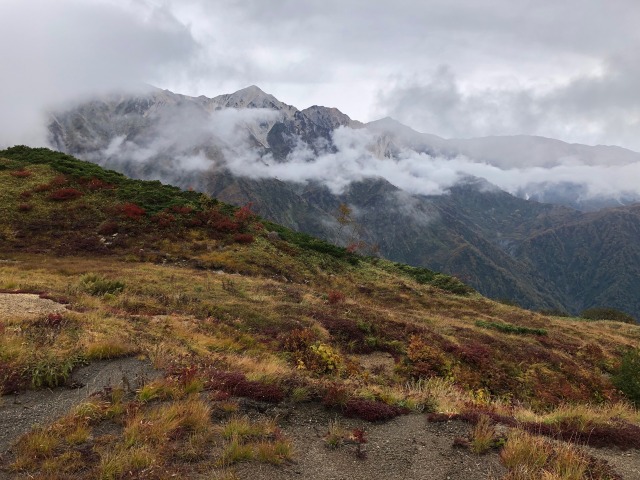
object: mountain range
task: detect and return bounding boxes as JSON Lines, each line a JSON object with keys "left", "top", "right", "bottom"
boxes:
{"left": 46, "top": 85, "right": 640, "bottom": 320}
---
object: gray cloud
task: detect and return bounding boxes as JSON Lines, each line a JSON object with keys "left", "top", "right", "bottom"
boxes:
{"left": 3, "top": 0, "right": 640, "bottom": 159}
{"left": 378, "top": 56, "right": 640, "bottom": 150}
{"left": 0, "top": 0, "right": 198, "bottom": 147}
{"left": 162, "top": 0, "right": 640, "bottom": 151}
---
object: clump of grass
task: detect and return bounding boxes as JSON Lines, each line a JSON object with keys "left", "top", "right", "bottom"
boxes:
{"left": 12, "top": 428, "right": 61, "bottom": 469}
{"left": 324, "top": 419, "right": 347, "bottom": 449}
{"left": 255, "top": 439, "right": 293, "bottom": 465}
{"left": 30, "top": 354, "right": 85, "bottom": 388}
{"left": 220, "top": 416, "right": 276, "bottom": 441}
{"left": 500, "top": 430, "right": 551, "bottom": 474}
{"left": 79, "top": 273, "right": 125, "bottom": 296}
{"left": 290, "top": 386, "right": 310, "bottom": 403}
{"left": 85, "top": 340, "right": 135, "bottom": 360}
{"left": 98, "top": 445, "right": 156, "bottom": 480}
{"left": 470, "top": 415, "right": 496, "bottom": 454}
{"left": 64, "top": 424, "right": 90, "bottom": 445}
{"left": 218, "top": 416, "right": 290, "bottom": 466}
{"left": 475, "top": 320, "right": 547, "bottom": 336}
{"left": 220, "top": 435, "right": 254, "bottom": 464}
{"left": 500, "top": 429, "right": 614, "bottom": 480}
{"left": 124, "top": 398, "right": 211, "bottom": 447}
{"left": 39, "top": 450, "right": 84, "bottom": 476}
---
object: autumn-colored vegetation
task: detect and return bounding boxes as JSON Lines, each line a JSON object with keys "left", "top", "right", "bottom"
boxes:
{"left": 1, "top": 146, "right": 639, "bottom": 479}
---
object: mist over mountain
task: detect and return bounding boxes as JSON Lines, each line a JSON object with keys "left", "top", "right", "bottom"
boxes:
{"left": 47, "top": 86, "right": 640, "bottom": 319}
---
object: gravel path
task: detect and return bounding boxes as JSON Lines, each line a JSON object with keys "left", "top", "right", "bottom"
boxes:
{"left": 586, "top": 446, "right": 640, "bottom": 480}
{"left": 0, "top": 357, "right": 158, "bottom": 456}
{"left": 235, "top": 403, "right": 506, "bottom": 480}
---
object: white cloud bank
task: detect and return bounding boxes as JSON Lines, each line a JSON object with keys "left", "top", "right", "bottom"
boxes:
{"left": 100, "top": 107, "right": 640, "bottom": 204}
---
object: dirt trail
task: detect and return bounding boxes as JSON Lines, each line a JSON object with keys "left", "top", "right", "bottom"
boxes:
{"left": 0, "top": 357, "right": 158, "bottom": 456}
{"left": 235, "top": 403, "right": 506, "bottom": 480}
{"left": 587, "top": 446, "right": 640, "bottom": 480}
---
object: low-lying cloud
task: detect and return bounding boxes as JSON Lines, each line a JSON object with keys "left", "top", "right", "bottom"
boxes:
{"left": 229, "top": 126, "right": 640, "bottom": 203}
{"left": 0, "top": 0, "right": 198, "bottom": 148}
{"left": 93, "top": 105, "right": 640, "bottom": 207}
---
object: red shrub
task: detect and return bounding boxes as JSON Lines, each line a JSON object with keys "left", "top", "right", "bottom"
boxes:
{"left": 45, "top": 313, "right": 64, "bottom": 328}
{"left": 233, "top": 233, "right": 254, "bottom": 244}
{"left": 170, "top": 205, "right": 194, "bottom": 215}
{"left": 152, "top": 212, "right": 176, "bottom": 228}
{"left": 0, "top": 362, "right": 26, "bottom": 395}
{"left": 206, "top": 370, "right": 284, "bottom": 403}
{"left": 33, "top": 183, "right": 51, "bottom": 192}
{"left": 322, "top": 385, "right": 350, "bottom": 407}
{"left": 352, "top": 428, "right": 367, "bottom": 444}
{"left": 117, "top": 203, "right": 146, "bottom": 220}
{"left": 429, "top": 406, "right": 640, "bottom": 451}
{"left": 343, "top": 398, "right": 407, "bottom": 422}
{"left": 19, "top": 191, "right": 32, "bottom": 198}
{"left": 199, "top": 209, "right": 240, "bottom": 234}
{"left": 327, "top": 290, "right": 345, "bottom": 305}
{"left": 48, "top": 188, "right": 84, "bottom": 201}
{"left": 17, "top": 203, "right": 33, "bottom": 212}
{"left": 235, "top": 381, "right": 285, "bottom": 403}
{"left": 314, "top": 312, "right": 373, "bottom": 353}
{"left": 234, "top": 203, "right": 255, "bottom": 226}
{"left": 49, "top": 175, "right": 67, "bottom": 187}
{"left": 97, "top": 221, "right": 119, "bottom": 235}
{"left": 85, "top": 178, "right": 114, "bottom": 190}
{"left": 521, "top": 419, "right": 640, "bottom": 450}
{"left": 346, "top": 242, "right": 366, "bottom": 253}
{"left": 187, "top": 217, "right": 204, "bottom": 227}
{"left": 10, "top": 169, "right": 32, "bottom": 178}
{"left": 456, "top": 343, "right": 491, "bottom": 367}
{"left": 212, "top": 218, "right": 239, "bottom": 233}
{"left": 282, "top": 328, "right": 317, "bottom": 352}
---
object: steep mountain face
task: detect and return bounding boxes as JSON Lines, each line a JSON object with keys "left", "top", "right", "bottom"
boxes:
{"left": 46, "top": 86, "right": 640, "bottom": 320}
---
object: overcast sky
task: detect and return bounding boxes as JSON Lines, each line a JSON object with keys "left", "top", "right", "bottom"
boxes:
{"left": 1, "top": 0, "right": 640, "bottom": 150}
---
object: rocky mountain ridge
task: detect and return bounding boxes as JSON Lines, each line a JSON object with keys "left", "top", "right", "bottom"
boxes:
{"left": 46, "top": 86, "right": 640, "bottom": 320}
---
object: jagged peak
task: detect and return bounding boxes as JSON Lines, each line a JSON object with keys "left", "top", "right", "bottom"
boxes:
{"left": 237, "top": 84, "right": 266, "bottom": 95}
{"left": 211, "top": 85, "right": 298, "bottom": 116}
{"left": 301, "top": 105, "right": 363, "bottom": 129}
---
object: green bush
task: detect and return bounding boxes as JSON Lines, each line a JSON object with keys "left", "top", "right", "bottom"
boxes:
{"left": 393, "top": 263, "right": 436, "bottom": 284}
{"left": 31, "top": 355, "right": 85, "bottom": 388}
{"left": 430, "top": 274, "right": 474, "bottom": 295}
{"left": 580, "top": 307, "right": 637, "bottom": 324}
{"left": 79, "top": 273, "right": 125, "bottom": 296}
{"left": 475, "top": 320, "right": 547, "bottom": 336}
{"left": 613, "top": 348, "right": 640, "bottom": 406}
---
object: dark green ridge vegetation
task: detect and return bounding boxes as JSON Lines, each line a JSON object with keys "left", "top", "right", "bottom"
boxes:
{"left": 1, "top": 146, "right": 640, "bottom": 479}
{"left": 1, "top": 145, "right": 204, "bottom": 213}
{"left": 581, "top": 307, "right": 637, "bottom": 325}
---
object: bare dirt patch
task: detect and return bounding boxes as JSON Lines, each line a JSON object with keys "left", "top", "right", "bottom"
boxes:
{"left": 0, "top": 293, "right": 66, "bottom": 319}
{"left": 353, "top": 352, "right": 396, "bottom": 374}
